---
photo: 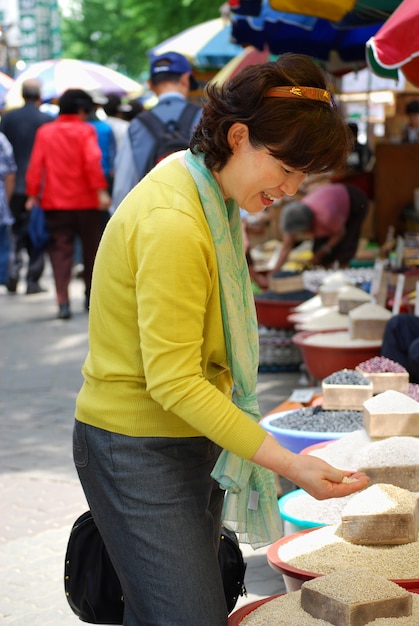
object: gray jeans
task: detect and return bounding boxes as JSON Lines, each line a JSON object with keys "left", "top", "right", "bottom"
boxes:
{"left": 73, "top": 421, "right": 227, "bottom": 626}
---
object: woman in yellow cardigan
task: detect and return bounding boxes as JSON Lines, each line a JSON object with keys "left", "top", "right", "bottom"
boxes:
{"left": 73, "top": 53, "right": 369, "bottom": 626}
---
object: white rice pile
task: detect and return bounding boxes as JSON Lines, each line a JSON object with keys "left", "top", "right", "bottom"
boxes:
{"left": 349, "top": 302, "right": 392, "bottom": 321}
{"left": 303, "top": 331, "right": 381, "bottom": 347}
{"left": 298, "top": 309, "right": 349, "bottom": 331}
{"left": 308, "top": 431, "right": 419, "bottom": 470}
{"left": 364, "top": 390, "right": 419, "bottom": 414}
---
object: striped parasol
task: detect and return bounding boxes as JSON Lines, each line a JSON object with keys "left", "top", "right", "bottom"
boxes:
{"left": 5, "top": 59, "right": 143, "bottom": 109}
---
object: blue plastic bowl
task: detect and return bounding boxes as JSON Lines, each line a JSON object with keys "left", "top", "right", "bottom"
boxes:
{"left": 278, "top": 489, "right": 325, "bottom": 535}
{"left": 260, "top": 410, "right": 350, "bottom": 454}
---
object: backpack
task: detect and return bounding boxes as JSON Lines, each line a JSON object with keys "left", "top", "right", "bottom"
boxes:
{"left": 133, "top": 102, "right": 200, "bottom": 173}
{"left": 64, "top": 510, "right": 247, "bottom": 624}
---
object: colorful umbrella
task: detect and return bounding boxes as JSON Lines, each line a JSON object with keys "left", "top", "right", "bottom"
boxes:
{"left": 366, "top": 0, "right": 419, "bottom": 86}
{"left": 210, "top": 46, "right": 271, "bottom": 87}
{"left": 231, "top": 1, "right": 386, "bottom": 75}
{"left": 149, "top": 18, "right": 244, "bottom": 69}
{"left": 5, "top": 59, "right": 143, "bottom": 109}
{"left": 267, "top": 0, "right": 403, "bottom": 23}
{"left": 229, "top": 1, "right": 403, "bottom": 22}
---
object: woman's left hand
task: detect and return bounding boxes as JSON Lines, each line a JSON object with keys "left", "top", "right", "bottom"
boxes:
{"left": 286, "top": 452, "right": 370, "bottom": 500}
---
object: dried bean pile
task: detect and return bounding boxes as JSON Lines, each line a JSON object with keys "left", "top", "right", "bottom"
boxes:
{"left": 357, "top": 356, "right": 407, "bottom": 374}
{"left": 255, "top": 289, "right": 315, "bottom": 302}
{"left": 407, "top": 383, "right": 419, "bottom": 402}
{"left": 323, "top": 369, "right": 370, "bottom": 385}
{"left": 271, "top": 406, "right": 363, "bottom": 432}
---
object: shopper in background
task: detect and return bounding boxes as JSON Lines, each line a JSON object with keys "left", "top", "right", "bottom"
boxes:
{"left": 87, "top": 91, "right": 116, "bottom": 233}
{"left": 0, "top": 132, "right": 17, "bottom": 285}
{"left": 74, "top": 54, "right": 369, "bottom": 626}
{"left": 25, "top": 89, "right": 110, "bottom": 320}
{"left": 0, "top": 78, "right": 53, "bottom": 294}
{"left": 103, "top": 93, "right": 131, "bottom": 151}
{"left": 112, "top": 51, "right": 202, "bottom": 209}
{"left": 346, "top": 122, "right": 373, "bottom": 172}
{"left": 268, "top": 182, "right": 369, "bottom": 273}
{"left": 381, "top": 313, "right": 419, "bottom": 383}
{"left": 402, "top": 99, "right": 419, "bottom": 143}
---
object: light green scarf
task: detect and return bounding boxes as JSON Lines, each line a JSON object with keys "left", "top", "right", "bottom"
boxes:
{"left": 184, "top": 149, "right": 282, "bottom": 549}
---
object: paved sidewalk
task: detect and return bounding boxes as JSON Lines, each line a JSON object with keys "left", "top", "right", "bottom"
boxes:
{"left": 0, "top": 265, "right": 295, "bottom": 624}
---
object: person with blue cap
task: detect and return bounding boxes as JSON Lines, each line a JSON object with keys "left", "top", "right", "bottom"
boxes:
{"left": 112, "top": 51, "right": 202, "bottom": 209}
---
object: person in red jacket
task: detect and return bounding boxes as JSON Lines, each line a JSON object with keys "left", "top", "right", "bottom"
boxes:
{"left": 26, "top": 89, "right": 111, "bottom": 319}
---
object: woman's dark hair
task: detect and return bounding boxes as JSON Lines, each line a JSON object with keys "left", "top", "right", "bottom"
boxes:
{"left": 190, "top": 53, "right": 352, "bottom": 173}
{"left": 58, "top": 89, "right": 94, "bottom": 115}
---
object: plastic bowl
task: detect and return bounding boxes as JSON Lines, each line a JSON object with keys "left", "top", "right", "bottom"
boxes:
{"left": 278, "top": 489, "right": 325, "bottom": 535}
{"left": 228, "top": 595, "right": 284, "bottom": 625}
{"left": 299, "top": 440, "right": 335, "bottom": 455}
{"left": 260, "top": 411, "right": 348, "bottom": 454}
{"left": 254, "top": 297, "right": 303, "bottom": 329}
{"left": 267, "top": 528, "right": 419, "bottom": 594}
{"left": 292, "top": 329, "right": 381, "bottom": 381}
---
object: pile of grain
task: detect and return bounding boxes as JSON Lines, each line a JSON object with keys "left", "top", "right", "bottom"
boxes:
{"left": 357, "top": 356, "right": 407, "bottom": 374}
{"left": 277, "top": 524, "right": 419, "bottom": 579}
{"left": 296, "top": 309, "right": 349, "bottom": 331}
{"left": 309, "top": 431, "right": 419, "bottom": 471}
{"left": 363, "top": 390, "right": 419, "bottom": 437}
{"left": 355, "top": 437, "right": 419, "bottom": 469}
{"left": 348, "top": 303, "right": 392, "bottom": 341}
{"left": 364, "top": 390, "right": 419, "bottom": 415}
{"left": 240, "top": 589, "right": 419, "bottom": 625}
{"left": 341, "top": 484, "right": 418, "bottom": 517}
{"left": 270, "top": 406, "right": 363, "bottom": 432}
{"left": 349, "top": 303, "right": 392, "bottom": 321}
{"left": 303, "top": 331, "right": 381, "bottom": 347}
{"left": 281, "top": 490, "right": 353, "bottom": 526}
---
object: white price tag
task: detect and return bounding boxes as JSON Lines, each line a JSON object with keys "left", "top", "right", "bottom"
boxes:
{"left": 392, "top": 273, "right": 405, "bottom": 315}
{"left": 415, "top": 282, "right": 419, "bottom": 317}
{"left": 370, "top": 259, "right": 384, "bottom": 302}
{"left": 247, "top": 490, "right": 259, "bottom": 511}
{"left": 288, "top": 388, "right": 315, "bottom": 404}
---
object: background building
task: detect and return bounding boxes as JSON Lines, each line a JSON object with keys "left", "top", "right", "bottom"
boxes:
{"left": 0, "top": 0, "right": 61, "bottom": 76}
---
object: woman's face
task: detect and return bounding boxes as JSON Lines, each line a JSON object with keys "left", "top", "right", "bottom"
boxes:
{"left": 214, "top": 123, "right": 307, "bottom": 214}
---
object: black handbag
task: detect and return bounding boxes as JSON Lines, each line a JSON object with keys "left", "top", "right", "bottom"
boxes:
{"left": 64, "top": 511, "right": 247, "bottom": 624}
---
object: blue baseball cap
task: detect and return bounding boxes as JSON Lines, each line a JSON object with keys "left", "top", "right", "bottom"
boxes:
{"left": 150, "top": 51, "right": 198, "bottom": 90}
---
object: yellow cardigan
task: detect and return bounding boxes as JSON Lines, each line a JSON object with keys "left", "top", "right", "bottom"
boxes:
{"left": 75, "top": 157, "right": 266, "bottom": 460}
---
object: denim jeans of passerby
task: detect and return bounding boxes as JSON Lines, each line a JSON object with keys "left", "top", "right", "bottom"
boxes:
{"left": 73, "top": 421, "right": 228, "bottom": 626}
{"left": 0, "top": 224, "right": 10, "bottom": 284}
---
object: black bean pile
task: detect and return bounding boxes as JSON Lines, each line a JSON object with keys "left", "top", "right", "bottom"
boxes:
{"left": 357, "top": 356, "right": 407, "bottom": 373}
{"left": 255, "top": 289, "right": 315, "bottom": 302}
{"left": 270, "top": 405, "right": 363, "bottom": 432}
{"left": 323, "top": 369, "right": 370, "bottom": 385}
{"left": 271, "top": 270, "right": 301, "bottom": 279}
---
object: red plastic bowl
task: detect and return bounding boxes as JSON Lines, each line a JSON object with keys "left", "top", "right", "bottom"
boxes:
{"left": 267, "top": 528, "right": 419, "bottom": 594}
{"left": 292, "top": 329, "right": 381, "bottom": 381}
{"left": 228, "top": 595, "right": 284, "bottom": 625}
{"left": 299, "top": 440, "right": 336, "bottom": 455}
{"left": 254, "top": 298, "right": 303, "bottom": 329}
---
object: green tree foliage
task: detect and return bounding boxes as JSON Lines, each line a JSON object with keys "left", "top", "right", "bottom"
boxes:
{"left": 60, "top": 0, "right": 220, "bottom": 79}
